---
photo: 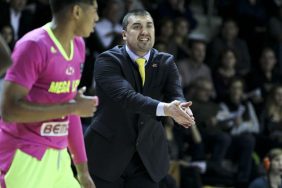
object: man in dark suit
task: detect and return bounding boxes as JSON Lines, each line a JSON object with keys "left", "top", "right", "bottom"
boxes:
{"left": 0, "top": 0, "right": 33, "bottom": 40}
{"left": 85, "top": 9, "right": 195, "bottom": 188}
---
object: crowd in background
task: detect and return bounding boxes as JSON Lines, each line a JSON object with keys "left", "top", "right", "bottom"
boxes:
{"left": 1, "top": 0, "right": 282, "bottom": 187}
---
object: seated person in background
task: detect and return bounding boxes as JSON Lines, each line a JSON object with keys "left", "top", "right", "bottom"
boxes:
{"left": 190, "top": 78, "right": 232, "bottom": 178}
{"left": 234, "top": 0, "right": 268, "bottom": 65}
{"left": 93, "top": 0, "right": 123, "bottom": 51}
{"left": 29, "top": 0, "right": 52, "bottom": 29}
{"left": 0, "top": 34, "right": 12, "bottom": 91}
{"left": 213, "top": 48, "right": 239, "bottom": 101}
{"left": 261, "top": 85, "right": 282, "bottom": 149}
{"left": 177, "top": 40, "right": 212, "bottom": 90}
{"left": 245, "top": 47, "right": 281, "bottom": 114}
{"left": 163, "top": 117, "right": 203, "bottom": 188}
{"left": 249, "top": 148, "right": 282, "bottom": 188}
{"left": 0, "top": 34, "right": 12, "bottom": 76}
{"left": 155, "top": 18, "right": 177, "bottom": 56}
{"left": 207, "top": 19, "right": 251, "bottom": 75}
{"left": 0, "top": 24, "right": 15, "bottom": 50}
{"left": 154, "top": 40, "right": 169, "bottom": 53}
{"left": 171, "top": 17, "right": 190, "bottom": 60}
{"left": 0, "top": 0, "right": 33, "bottom": 40}
{"left": 217, "top": 78, "right": 258, "bottom": 187}
{"left": 156, "top": 0, "right": 197, "bottom": 31}
{"left": 123, "top": 0, "right": 144, "bottom": 12}
{"left": 218, "top": 78, "right": 260, "bottom": 136}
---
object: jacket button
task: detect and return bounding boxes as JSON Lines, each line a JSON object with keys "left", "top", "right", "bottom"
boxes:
{"left": 140, "top": 121, "right": 144, "bottom": 125}
{"left": 136, "top": 141, "right": 139, "bottom": 146}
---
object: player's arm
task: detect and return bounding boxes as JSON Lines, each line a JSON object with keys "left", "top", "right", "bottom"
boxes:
{"left": 0, "top": 34, "right": 12, "bottom": 76}
{"left": 0, "top": 84, "right": 97, "bottom": 123}
{"left": 75, "top": 163, "right": 95, "bottom": 188}
{"left": 0, "top": 40, "right": 97, "bottom": 123}
{"left": 68, "top": 115, "right": 95, "bottom": 188}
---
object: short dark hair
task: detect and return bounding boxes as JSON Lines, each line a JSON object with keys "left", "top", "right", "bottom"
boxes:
{"left": 122, "top": 9, "right": 152, "bottom": 30}
{"left": 189, "top": 39, "right": 206, "bottom": 49}
{"left": 220, "top": 48, "right": 237, "bottom": 61}
{"left": 49, "top": 0, "right": 95, "bottom": 14}
{"left": 229, "top": 77, "right": 245, "bottom": 90}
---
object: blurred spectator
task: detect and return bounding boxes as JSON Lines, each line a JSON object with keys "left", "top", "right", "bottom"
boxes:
{"left": 263, "top": 0, "right": 281, "bottom": 17}
{"left": 207, "top": 19, "right": 251, "bottom": 75}
{"left": 81, "top": 0, "right": 124, "bottom": 96}
{"left": 191, "top": 78, "right": 233, "bottom": 178}
{"left": 245, "top": 47, "right": 281, "bottom": 113}
{"left": 156, "top": 0, "right": 197, "bottom": 31}
{"left": 123, "top": 0, "right": 144, "bottom": 12}
{"left": 163, "top": 117, "right": 203, "bottom": 188}
{"left": 154, "top": 40, "right": 169, "bottom": 53}
{"left": 261, "top": 85, "right": 282, "bottom": 149}
{"left": 177, "top": 40, "right": 212, "bottom": 90}
{"left": 0, "top": 24, "right": 14, "bottom": 50}
{"left": 0, "top": 34, "right": 12, "bottom": 92}
{"left": 171, "top": 17, "right": 190, "bottom": 60}
{"left": 235, "top": 0, "right": 268, "bottom": 63}
{"left": 217, "top": 78, "right": 258, "bottom": 187}
{"left": 155, "top": 18, "right": 177, "bottom": 55}
{"left": 156, "top": 18, "right": 174, "bottom": 43}
{"left": 268, "top": 6, "right": 282, "bottom": 73}
{"left": 0, "top": 0, "right": 33, "bottom": 40}
{"left": 94, "top": 0, "right": 123, "bottom": 51}
{"left": 29, "top": 0, "right": 51, "bottom": 28}
{"left": 96, "top": 0, "right": 107, "bottom": 16}
{"left": 213, "top": 48, "right": 239, "bottom": 101}
{"left": 249, "top": 148, "right": 282, "bottom": 188}
{"left": 216, "top": 0, "right": 236, "bottom": 18}
{"left": 135, "top": 0, "right": 158, "bottom": 19}
{"left": 218, "top": 78, "right": 259, "bottom": 136}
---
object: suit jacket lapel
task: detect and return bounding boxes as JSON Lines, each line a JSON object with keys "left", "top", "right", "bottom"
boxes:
{"left": 121, "top": 46, "right": 142, "bottom": 92}
{"left": 143, "top": 49, "right": 159, "bottom": 92}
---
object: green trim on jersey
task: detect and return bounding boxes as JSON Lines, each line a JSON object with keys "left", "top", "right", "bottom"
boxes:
{"left": 43, "top": 23, "right": 74, "bottom": 61}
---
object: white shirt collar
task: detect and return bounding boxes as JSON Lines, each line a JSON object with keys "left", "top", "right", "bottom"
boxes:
{"left": 125, "top": 45, "right": 150, "bottom": 63}
{"left": 10, "top": 8, "right": 21, "bottom": 40}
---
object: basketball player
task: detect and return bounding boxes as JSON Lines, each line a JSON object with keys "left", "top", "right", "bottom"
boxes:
{"left": 0, "top": 0, "right": 99, "bottom": 188}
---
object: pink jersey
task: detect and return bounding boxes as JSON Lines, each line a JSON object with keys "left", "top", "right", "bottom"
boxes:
{"left": 0, "top": 24, "right": 87, "bottom": 175}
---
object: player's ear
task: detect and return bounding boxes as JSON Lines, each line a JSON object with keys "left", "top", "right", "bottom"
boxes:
{"left": 72, "top": 4, "right": 82, "bottom": 20}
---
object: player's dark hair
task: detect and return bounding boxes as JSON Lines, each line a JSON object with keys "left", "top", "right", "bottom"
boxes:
{"left": 49, "top": 0, "right": 95, "bottom": 14}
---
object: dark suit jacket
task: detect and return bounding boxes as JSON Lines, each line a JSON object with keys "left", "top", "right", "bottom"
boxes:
{"left": 85, "top": 45, "right": 185, "bottom": 182}
{"left": 0, "top": 2, "right": 33, "bottom": 39}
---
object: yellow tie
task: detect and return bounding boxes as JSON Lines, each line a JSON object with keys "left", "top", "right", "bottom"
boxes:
{"left": 135, "top": 58, "right": 146, "bottom": 86}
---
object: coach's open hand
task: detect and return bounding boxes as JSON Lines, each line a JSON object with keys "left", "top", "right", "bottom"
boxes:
{"left": 164, "top": 100, "right": 195, "bottom": 128}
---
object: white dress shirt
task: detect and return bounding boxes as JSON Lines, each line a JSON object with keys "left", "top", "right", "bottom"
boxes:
{"left": 125, "top": 45, "right": 166, "bottom": 116}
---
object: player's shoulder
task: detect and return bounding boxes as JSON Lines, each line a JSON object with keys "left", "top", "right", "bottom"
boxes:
{"left": 15, "top": 27, "right": 50, "bottom": 49}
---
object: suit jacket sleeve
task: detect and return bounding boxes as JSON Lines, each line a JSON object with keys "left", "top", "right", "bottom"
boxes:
{"left": 95, "top": 55, "right": 160, "bottom": 116}
{"left": 163, "top": 56, "right": 186, "bottom": 102}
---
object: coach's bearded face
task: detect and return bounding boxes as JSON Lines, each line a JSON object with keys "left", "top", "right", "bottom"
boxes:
{"left": 122, "top": 15, "right": 155, "bottom": 56}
